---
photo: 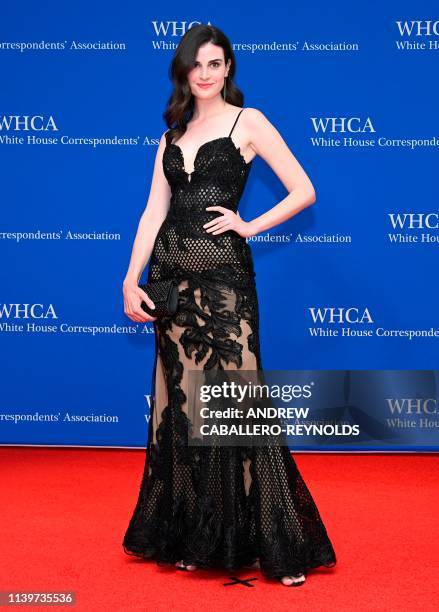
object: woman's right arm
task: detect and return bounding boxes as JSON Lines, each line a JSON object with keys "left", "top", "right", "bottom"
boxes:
{"left": 123, "top": 130, "right": 171, "bottom": 323}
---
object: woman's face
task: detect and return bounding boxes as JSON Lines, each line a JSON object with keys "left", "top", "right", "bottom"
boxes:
{"left": 187, "top": 42, "right": 230, "bottom": 99}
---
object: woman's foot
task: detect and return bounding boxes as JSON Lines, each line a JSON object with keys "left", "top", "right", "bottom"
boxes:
{"left": 175, "top": 559, "right": 197, "bottom": 571}
{"left": 280, "top": 573, "right": 306, "bottom": 586}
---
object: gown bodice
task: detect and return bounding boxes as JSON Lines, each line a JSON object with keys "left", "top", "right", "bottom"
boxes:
{"left": 163, "top": 135, "right": 252, "bottom": 223}
{"left": 147, "top": 109, "right": 257, "bottom": 288}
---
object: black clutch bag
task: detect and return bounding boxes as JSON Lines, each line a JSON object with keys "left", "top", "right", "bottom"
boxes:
{"left": 138, "top": 278, "right": 179, "bottom": 318}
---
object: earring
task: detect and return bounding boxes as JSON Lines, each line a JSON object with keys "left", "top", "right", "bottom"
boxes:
{"left": 223, "top": 76, "right": 227, "bottom": 102}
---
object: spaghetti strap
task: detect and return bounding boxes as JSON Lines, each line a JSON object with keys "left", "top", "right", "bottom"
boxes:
{"left": 228, "top": 108, "right": 244, "bottom": 137}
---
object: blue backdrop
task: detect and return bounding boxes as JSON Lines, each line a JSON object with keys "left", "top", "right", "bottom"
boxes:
{"left": 1, "top": 1, "right": 438, "bottom": 450}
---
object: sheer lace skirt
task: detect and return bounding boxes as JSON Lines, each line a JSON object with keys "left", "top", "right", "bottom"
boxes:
{"left": 122, "top": 277, "right": 337, "bottom": 579}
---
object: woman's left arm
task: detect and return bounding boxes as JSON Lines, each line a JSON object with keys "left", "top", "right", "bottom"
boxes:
{"left": 204, "top": 108, "right": 316, "bottom": 238}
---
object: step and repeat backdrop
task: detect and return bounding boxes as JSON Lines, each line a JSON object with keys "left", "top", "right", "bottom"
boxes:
{"left": 1, "top": 1, "right": 438, "bottom": 451}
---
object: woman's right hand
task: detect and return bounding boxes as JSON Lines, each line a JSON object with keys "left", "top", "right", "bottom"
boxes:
{"left": 123, "top": 278, "right": 157, "bottom": 323}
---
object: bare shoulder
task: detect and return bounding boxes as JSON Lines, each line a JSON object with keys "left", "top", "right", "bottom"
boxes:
{"left": 159, "top": 129, "right": 170, "bottom": 145}
{"left": 150, "top": 128, "right": 172, "bottom": 178}
{"left": 241, "top": 107, "right": 271, "bottom": 126}
{"left": 242, "top": 107, "right": 267, "bottom": 119}
{"left": 238, "top": 107, "right": 275, "bottom": 157}
{"left": 240, "top": 107, "right": 275, "bottom": 140}
{"left": 155, "top": 129, "right": 170, "bottom": 157}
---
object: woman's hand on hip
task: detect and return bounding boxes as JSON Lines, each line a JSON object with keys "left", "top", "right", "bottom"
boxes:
{"left": 203, "top": 206, "right": 255, "bottom": 238}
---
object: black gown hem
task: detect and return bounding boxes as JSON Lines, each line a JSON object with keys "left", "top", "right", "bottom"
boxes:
{"left": 122, "top": 542, "right": 336, "bottom": 580}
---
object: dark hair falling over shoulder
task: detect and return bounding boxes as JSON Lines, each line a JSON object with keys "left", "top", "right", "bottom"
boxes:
{"left": 163, "top": 24, "right": 245, "bottom": 144}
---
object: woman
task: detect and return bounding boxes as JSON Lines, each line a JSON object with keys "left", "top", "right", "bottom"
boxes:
{"left": 122, "top": 24, "right": 336, "bottom": 587}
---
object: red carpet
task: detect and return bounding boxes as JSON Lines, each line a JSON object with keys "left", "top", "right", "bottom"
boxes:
{"left": 0, "top": 448, "right": 437, "bottom": 611}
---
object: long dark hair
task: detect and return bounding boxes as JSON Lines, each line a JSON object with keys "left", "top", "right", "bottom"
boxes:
{"left": 163, "top": 24, "right": 244, "bottom": 144}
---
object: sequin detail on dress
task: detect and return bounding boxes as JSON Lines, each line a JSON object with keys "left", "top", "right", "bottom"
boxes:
{"left": 122, "top": 108, "right": 337, "bottom": 578}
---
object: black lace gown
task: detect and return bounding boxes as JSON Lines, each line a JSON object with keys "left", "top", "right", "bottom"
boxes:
{"left": 122, "top": 108, "right": 337, "bottom": 579}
